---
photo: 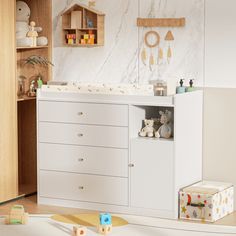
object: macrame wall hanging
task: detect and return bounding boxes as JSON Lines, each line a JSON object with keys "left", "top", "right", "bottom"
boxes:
{"left": 137, "top": 17, "right": 185, "bottom": 71}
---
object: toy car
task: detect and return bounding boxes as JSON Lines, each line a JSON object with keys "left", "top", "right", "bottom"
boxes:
{"left": 5, "top": 205, "right": 29, "bottom": 225}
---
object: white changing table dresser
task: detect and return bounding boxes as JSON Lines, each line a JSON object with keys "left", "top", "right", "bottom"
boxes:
{"left": 37, "top": 87, "right": 203, "bottom": 219}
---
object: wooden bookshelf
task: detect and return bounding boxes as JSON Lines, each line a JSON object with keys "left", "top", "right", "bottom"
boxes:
{"left": 16, "top": 0, "right": 52, "bottom": 196}
{"left": 61, "top": 3, "right": 105, "bottom": 47}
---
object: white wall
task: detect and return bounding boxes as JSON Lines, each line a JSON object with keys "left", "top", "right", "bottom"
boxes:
{"left": 205, "top": 0, "right": 236, "bottom": 88}
{"left": 52, "top": 0, "right": 204, "bottom": 85}
{"left": 204, "top": 0, "right": 236, "bottom": 207}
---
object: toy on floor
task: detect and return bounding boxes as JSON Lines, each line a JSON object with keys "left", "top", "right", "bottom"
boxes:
{"left": 5, "top": 205, "right": 29, "bottom": 225}
{"left": 139, "top": 119, "right": 156, "bottom": 138}
{"left": 72, "top": 225, "right": 87, "bottom": 236}
{"left": 98, "top": 213, "right": 112, "bottom": 235}
{"left": 155, "top": 110, "right": 173, "bottom": 139}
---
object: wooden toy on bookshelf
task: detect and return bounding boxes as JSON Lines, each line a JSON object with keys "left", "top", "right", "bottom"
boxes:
{"left": 5, "top": 205, "right": 29, "bottom": 225}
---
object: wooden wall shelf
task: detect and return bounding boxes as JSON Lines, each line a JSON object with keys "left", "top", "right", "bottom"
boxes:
{"left": 137, "top": 18, "right": 186, "bottom": 27}
{"left": 17, "top": 46, "right": 49, "bottom": 51}
{"left": 61, "top": 3, "right": 105, "bottom": 47}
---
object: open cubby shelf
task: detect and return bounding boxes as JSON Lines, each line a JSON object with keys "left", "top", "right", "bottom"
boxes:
{"left": 61, "top": 3, "right": 105, "bottom": 47}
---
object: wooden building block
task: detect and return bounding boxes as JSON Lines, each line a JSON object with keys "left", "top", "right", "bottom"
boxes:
{"left": 98, "top": 224, "right": 112, "bottom": 235}
{"left": 72, "top": 225, "right": 87, "bottom": 236}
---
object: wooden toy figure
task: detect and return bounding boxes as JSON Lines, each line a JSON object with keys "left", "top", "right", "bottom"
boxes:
{"left": 27, "top": 21, "right": 38, "bottom": 47}
{"left": 72, "top": 225, "right": 87, "bottom": 236}
{"left": 5, "top": 205, "right": 29, "bottom": 225}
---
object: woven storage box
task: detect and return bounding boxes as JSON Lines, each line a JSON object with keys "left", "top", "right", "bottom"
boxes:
{"left": 179, "top": 181, "right": 234, "bottom": 222}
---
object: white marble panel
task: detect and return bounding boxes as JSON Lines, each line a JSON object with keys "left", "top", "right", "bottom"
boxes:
{"left": 52, "top": 0, "right": 139, "bottom": 83}
{"left": 138, "top": 0, "right": 204, "bottom": 86}
{"left": 52, "top": 0, "right": 204, "bottom": 86}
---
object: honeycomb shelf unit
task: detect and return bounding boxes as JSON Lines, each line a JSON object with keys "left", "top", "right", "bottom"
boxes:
{"left": 61, "top": 3, "right": 105, "bottom": 47}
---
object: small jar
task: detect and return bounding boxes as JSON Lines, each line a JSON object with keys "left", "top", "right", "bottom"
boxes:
{"left": 153, "top": 80, "right": 167, "bottom": 96}
{"left": 17, "top": 76, "right": 26, "bottom": 98}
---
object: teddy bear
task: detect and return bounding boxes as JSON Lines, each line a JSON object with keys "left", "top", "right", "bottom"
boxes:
{"left": 139, "top": 119, "right": 156, "bottom": 138}
{"left": 16, "top": 1, "right": 48, "bottom": 47}
{"left": 155, "top": 110, "right": 173, "bottom": 139}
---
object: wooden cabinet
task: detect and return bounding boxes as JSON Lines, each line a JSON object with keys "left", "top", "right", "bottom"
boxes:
{"left": 0, "top": 0, "right": 18, "bottom": 202}
{"left": 37, "top": 90, "right": 203, "bottom": 219}
{"left": 17, "top": 0, "right": 52, "bottom": 196}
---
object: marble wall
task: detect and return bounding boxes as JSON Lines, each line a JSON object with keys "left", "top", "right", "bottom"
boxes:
{"left": 52, "top": 0, "right": 204, "bottom": 85}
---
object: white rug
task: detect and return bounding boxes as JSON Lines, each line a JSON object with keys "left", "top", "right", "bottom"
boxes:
{"left": 0, "top": 215, "right": 235, "bottom": 236}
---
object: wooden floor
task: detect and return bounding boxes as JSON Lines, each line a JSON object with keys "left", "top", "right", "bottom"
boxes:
{"left": 0, "top": 195, "right": 236, "bottom": 227}
{"left": 0, "top": 195, "right": 95, "bottom": 215}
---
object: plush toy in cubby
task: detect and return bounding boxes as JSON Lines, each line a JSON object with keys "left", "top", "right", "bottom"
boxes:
{"left": 138, "top": 109, "right": 173, "bottom": 139}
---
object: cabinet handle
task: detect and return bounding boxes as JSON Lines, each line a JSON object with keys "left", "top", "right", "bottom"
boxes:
{"left": 128, "top": 164, "right": 135, "bottom": 167}
{"left": 77, "top": 133, "right": 84, "bottom": 137}
{"left": 77, "top": 112, "right": 84, "bottom": 116}
{"left": 78, "top": 186, "right": 84, "bottom": 190}
{"left": 78, "top": 158, "right": 84, "bottom": 162}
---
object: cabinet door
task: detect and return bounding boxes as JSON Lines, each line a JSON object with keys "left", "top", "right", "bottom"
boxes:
{"left": 0, "top": 0, "right": 18, "bottom": 202}
{"left": 130, "top": 138, "right": 174, "bottom": 211}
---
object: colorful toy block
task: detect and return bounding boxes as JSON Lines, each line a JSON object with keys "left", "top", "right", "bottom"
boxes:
{"left": 72, "top": 225, "right": 87, "bottom": 236}
{"left": 98, "top": 224, "right": 112, "bottom": 235}
{"left": 100, "top": 213, "right": 112, "bottom": 225}
{"left": 5, "top": 205, "right": 29, "bottom": 225}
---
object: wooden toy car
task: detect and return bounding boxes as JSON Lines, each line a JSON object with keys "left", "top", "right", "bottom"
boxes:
{"left": 5, "top": 205, "right": 29, "bottom": 225}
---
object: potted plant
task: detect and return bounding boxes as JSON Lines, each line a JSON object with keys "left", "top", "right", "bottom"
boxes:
{"left": 23, "top": 55, "right": 54, "bottom": 96}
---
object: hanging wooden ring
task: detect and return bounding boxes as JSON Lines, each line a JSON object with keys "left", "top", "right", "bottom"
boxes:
{"left": 144, "top": 31, "right": 160, "bottom": 48}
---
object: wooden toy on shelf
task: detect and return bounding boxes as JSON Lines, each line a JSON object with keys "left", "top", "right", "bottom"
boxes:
{"left": 72, "top": 225, "right": 87, "bottom": 236}
{"left": 27, "top": 21, "right": 38, "bottom": 47}
{"left": 5, "top": 205, "right": 29, "bottom": 225}
{"left": 61, "top": 3, "right": 105, "bottom": 47}
{"left": 97, "top": 224, "right": 112, "bottom": 235}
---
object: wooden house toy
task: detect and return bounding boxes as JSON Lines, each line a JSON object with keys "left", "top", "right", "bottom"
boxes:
{"left": 61, "top": 3, "right": 105, "bottom": 47}
{"left": 5, "top": 205, "right": 29, "bottom": 225}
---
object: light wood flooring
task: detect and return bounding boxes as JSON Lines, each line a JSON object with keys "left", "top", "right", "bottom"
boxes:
{"left": 0, "top": 195, "right": 236, "bottom": 227}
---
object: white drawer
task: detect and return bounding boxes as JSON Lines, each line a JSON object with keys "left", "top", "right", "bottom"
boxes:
{"left": 39, "top": 171, "right": 128, "bottom": 206}
{"left": 39, "top": 123, "right": 128, "bottom": 148}
{"left": 39, "top": 143, "right": 128, "bottom": 177}
{"left": 38, "top": 101, "right": 128, "bottom": 127}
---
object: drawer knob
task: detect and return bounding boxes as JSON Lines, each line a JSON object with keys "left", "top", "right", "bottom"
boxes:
{"left": 129, "top": 164, "right": 135, "bottom": 167}
{"left": 78, "top": 158, "right": 84, "bottom": 162}
{"left": 78, "top": 186, "right": 84, "bottom": 190}
{"left": 77, "top": 133, "right": 84, "bottom": 137}
{"left": 77, "top": 112, "right": 84, "bottom": 116}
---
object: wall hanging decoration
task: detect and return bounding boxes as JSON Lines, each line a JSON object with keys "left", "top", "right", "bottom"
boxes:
{"left": 143, "top": 30, "right": 160, "bottom": 71}
{"left": 137, "top": 17, "right": 185, "bottom": 69}
{"left": 165, "top": 30, "right": 175, "bottom": 64}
